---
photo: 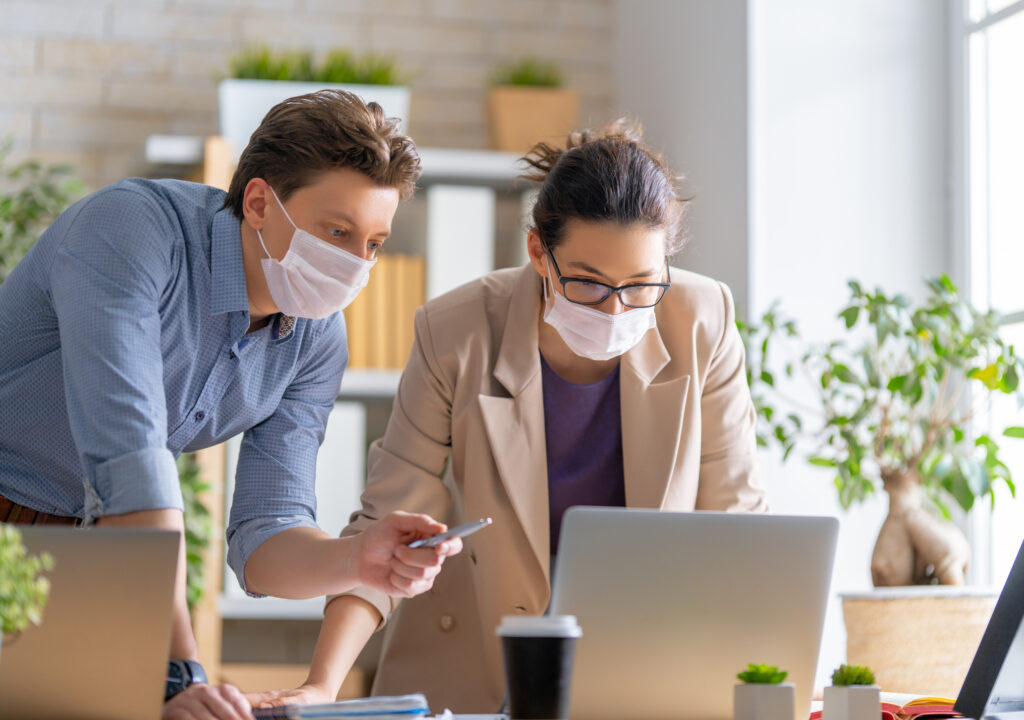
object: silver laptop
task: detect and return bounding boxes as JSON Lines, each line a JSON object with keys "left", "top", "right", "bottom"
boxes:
{"left": 0, "top": 527, "right": 178, "bottom": 720}
{"left": 550, "top": 507, "right": 839, "bottom": 720}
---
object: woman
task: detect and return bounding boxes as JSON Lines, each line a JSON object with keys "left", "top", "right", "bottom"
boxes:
{"left": 252, "top": 120, "right": 768, "bottom": 713}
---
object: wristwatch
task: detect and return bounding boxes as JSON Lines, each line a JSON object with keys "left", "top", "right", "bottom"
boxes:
{"left": 165, "top": 659, "right": 208, "bottom": 702}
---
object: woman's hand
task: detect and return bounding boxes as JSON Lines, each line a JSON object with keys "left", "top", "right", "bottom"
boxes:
{"left": 163, "top": 683, "right": 252, "bottom": 720}
{"left": 246, "top": 683, "right": 336, "bottom": 709}
{"left": 350, "top": 511, "right": 463, "bottom": 598}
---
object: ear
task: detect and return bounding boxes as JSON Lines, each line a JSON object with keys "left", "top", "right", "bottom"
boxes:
{"left": 241, "top": 178, "right": 271, "bottom": 232}
{"left": 526, "top": 229, "right": 549, "bottom": 278}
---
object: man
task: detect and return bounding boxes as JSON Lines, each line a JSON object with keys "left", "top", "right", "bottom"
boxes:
{"left": 0, "top": 90, "right": 461, "bottom": 720}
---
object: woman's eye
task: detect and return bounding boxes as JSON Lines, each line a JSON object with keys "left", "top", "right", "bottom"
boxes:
{"left": 368, "top": 241, "right": 383, "bottom": 254}
{"left": 329, "top": 228, "right": 348, "bottom": 238}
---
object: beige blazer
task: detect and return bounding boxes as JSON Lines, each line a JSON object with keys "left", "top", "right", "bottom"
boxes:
{"left": 338, "top": 264, "right": 767, "bottom": 712}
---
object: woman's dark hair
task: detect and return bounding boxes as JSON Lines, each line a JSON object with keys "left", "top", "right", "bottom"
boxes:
{"left": 521, "top": 119, "right": 687, "bottom": 255}
{"left": 225, "top": 89, "right": 421, "bottom": 220}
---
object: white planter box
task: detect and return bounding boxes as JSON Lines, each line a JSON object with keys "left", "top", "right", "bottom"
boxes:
{"left": 218, "top": 79, "right": 411, "bottom": 161}
{"left": 823, "top": 685, "right": 880, "bottom": 720}
{"left": 734, "top": 682, "right": 795, "bottom": 720}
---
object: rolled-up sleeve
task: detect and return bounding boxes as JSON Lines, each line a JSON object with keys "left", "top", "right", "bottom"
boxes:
{"left": 226, "top": 315, "right": 347, "bottom": 596}
{"left": 49, "top": 188, "right": 182, "bottom": 523}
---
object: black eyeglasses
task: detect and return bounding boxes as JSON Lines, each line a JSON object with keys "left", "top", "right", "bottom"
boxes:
{"left": 545, "top": 248, "right": 671, "bottom": 308}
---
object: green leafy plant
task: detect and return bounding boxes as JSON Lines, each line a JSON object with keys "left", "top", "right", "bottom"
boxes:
{"left": 737, "top": 663, "right": 789, "bottom": 684}
{"left": 0, "top": 525, "right": 54, "bottom": 636}
{"left": 740, "top": 275, "right": 1024, "bottom": 586}
{"left": 830, "top": 664, "right": 876, "bottom": 686}
{"left": 178, "top": 453, "right": 212, "bottom": 613}
{"left": 0, "top": 140, "right": 84, "bottom": 283}
{"left": 229, "top": 46, "right": 405, "bottom": 85}
{"left": 490, "top": 57, "right": 563, "bottom": 87}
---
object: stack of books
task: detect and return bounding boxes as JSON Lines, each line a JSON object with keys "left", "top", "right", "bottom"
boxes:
{"left": 343, "top": 253, "right": 426, "bottom": 370}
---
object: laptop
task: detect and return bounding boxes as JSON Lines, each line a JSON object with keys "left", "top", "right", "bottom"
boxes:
{"left": 954, "top": 535, "right": 1024, "bottom": 720}
{"left": 0, "top": 527, "right": 178, "bottom": 720}
{"left": 549, "top": 507, "right": 839, "bottom": 720}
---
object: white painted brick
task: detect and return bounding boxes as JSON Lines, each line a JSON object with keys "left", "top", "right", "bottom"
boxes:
{"left": 0, "top": 73, "right": 104, "bottom": 108}
{"left": 107, "top": 78, "right": 217, "bottom": 113}
{"left": 97, "top": 146, "right": 149, "bottom": 185}
{"left": 41, "top": 39, "right": 171, "bottom": 76}
{"left": 0, "top": 38, "right": 38, "bottom": 70}
{"left": 550, "top": 0, "right": 613, "bottom": 29}
{"left": 0, "top": 109, "right": 34, "bottom": 144}
{"left": 355, "top": 0, "right": 422, "bottom": 19}
{"left": 0, "top": 1, "right": 106, "bottom": 39}
{"left": 111, "top": 6, "right": 234, "bottom": 44}
{"left": 38, "top": 109, "right": 166, "bottom": 149}
{"left": 303, "top": 0, "right": 367, "bottom": 18}
{"left": 368, "top": 21, "right": 484, "bottom": 56}
{"left": 7, "top": 147, "right": 98, "bottom": 186}
{"left": 174, "top": 46, "right": 232, "bottom": 80}
{"left": 239, "top": 14, "right": 364, "bottom": 52}
{"left": 486, "top": 0, "right": 547, "bottom": 25}
{"left": 415, "top": 58, "right": 488, "bottom": 91}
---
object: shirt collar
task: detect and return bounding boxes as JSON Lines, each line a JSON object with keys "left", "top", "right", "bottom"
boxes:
{"left": 210, "top": 208, "right": 251, "bottom": 315}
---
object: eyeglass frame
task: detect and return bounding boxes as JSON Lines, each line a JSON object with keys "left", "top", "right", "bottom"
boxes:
{"left": 543, "top": 245, "right": 672, "bottom": 309}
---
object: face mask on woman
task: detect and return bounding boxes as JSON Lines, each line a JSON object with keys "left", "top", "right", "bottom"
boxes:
{"left": 256, "top": 187, "right": 376, "bottom": 319}
{"left": 541, "top": 261, "right": 657, "bottom": 361}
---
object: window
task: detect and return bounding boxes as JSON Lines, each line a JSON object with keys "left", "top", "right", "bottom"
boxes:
{"left": 964, "top": 0, "right": 1024, "bottom": 587}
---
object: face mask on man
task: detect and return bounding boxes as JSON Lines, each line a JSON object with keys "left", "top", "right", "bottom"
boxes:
{"left": 541, "top": 258, "right": 657, "bottom": 362}
{"left": 256, "top": 187, "right": 376, "bottom": 319}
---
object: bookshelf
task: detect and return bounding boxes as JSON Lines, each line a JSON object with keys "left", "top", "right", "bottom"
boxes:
{"left": 162, "top": 136, "right": 531, "bottom": 695}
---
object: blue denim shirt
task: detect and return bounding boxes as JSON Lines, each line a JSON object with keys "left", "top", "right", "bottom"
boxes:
{"left": 0, "top": 178, "right": 347, "bottom": 594}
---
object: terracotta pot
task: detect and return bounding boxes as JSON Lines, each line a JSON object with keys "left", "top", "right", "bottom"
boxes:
{"left": 487, "top": 86, "right": 580, "bottom": 152}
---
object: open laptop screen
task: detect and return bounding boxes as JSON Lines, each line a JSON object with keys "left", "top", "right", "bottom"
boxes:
{"left": 955, "top": 537, "right": 1024, "bottom": 720}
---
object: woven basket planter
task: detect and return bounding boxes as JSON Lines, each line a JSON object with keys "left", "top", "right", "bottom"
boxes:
{"left": 841, "top": 588, "right": 997, "bottom": 696}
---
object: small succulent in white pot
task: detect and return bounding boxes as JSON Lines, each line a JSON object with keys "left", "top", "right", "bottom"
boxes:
{"left": 824, "top": 664, "right": 880, "bottom": 720}
{"left": 734, "top": 663, "right": 795, "bottom": 720}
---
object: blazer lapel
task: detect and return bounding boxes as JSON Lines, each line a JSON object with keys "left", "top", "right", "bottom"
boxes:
{"left": 620, "top": 322, "right": 691, "bottom": 509}
{"left": 478, "top": 267, "right": 551, "bottom": 583}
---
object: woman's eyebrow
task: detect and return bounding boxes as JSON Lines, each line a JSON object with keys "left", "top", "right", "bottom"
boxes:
{"left": 566, "top": 260, "right": 661, "bottom": 280}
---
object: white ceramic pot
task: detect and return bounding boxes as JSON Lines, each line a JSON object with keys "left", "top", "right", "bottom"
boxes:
{"left": 734, "top": 682, "right": 796, "bottom": 720}
{"left": 218, "top": 79, "right": 411, "bottom": 161}
{"left": 823, "top": 685, "right": 881, "bottom": 720}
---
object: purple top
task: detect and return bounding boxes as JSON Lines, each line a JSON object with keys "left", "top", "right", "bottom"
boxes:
{"left": 541, "top": 353, "right": 626, "bottom": 555}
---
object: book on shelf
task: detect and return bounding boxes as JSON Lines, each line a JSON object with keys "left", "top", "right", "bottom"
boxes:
{"left": 343, "top": 253, "right": 425, "bottom": 371}
{"left": 809, "top": 695, "right": 959, "bottom": 720}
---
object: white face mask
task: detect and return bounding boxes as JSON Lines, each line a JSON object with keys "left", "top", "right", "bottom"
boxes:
{"left": 541, "top": 262, "right": 657, "bottom": 361}
{"left": 256, "top": 187, "right": 376, "bottom": 319}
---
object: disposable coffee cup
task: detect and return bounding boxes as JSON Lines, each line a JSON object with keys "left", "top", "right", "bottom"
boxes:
{"left": 496, "top": 615, "right": 582, "bottom": 720}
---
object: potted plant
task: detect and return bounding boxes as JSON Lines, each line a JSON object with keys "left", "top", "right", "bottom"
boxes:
{"left": 0, "top": 140, "right": 83, "bottom": 284}
{"left": 740, "top": 275, "right": 1024, "bottom": 693}
{"left": 0, "top": 525, "right": 55, "bottom": 662}
{"left": 219, "top": 46, "right": 411, "bottom": 161}
{"left": 824, "top": 665, "right": 879, "bottom": 720}
{"left": 734, "top": 663, "right": 794, "bottom": 720}
{"left": 487, "top": 57, "right": 580, "bottom": 152}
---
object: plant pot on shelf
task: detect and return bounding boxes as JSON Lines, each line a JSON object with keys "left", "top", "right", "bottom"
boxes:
{"left": 841, "top": 587, "right": 997, "bottom": 697}
{"left": 734, "top": 683, "right": 795, "bottom": 720}
{"left": 487, "top": 86, "right": 580, "bottom": 153}
{"left": 823, "top": 685, "right": 880, "bottom": 720}
{"left": 218, "top": 79, "right": 411, "bottom": 161}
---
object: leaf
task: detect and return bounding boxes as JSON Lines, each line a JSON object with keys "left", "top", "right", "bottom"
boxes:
{"left": 969, "top": 364, "right": 1001, "bottom": 390}
{"left": 1004, "top": 427, "right": 1024, "bottom": 439}
{"left": 887, "top": 375, "right": 907, "bottom": 393}
{"left": 761, "top": 370, "right": 775, "bottom": 387}
{"left": 839, "top": 306, "right": 860, "bottom": 329}
{"left": 809, "top": 457, "right": 837, "bottom": 468}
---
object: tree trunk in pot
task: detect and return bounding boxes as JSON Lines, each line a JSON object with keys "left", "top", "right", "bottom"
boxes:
{"left": 871, "top": 471, "right": 970, "bottom": 586}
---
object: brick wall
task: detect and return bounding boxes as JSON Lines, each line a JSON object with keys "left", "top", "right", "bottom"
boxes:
{"left": 0, "top": 0, "right": 615, "bottom": 191}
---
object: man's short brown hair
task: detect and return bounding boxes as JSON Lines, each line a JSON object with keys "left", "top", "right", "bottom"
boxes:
{"left": 224, "top": 89, "right": 421, "bottom": 219}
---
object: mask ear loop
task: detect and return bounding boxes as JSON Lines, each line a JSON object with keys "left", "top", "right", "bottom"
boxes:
{"left": 256, "top": 186, "right": 297, "bottom": 260}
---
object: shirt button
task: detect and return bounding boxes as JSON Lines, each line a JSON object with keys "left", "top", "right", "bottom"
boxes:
{"left": 194, "top": 411, "right": 205, "bottom": 422}
{"left": 439, "top": 614, "right": 455, "bottom": 632}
